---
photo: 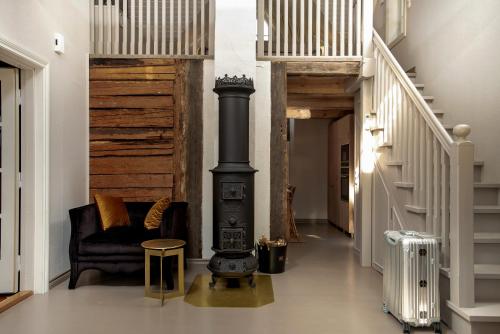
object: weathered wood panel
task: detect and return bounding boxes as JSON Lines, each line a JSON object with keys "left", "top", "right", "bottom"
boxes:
{"left": 89, "top": 188, "right": 173, "bottom": 202}
{"left": 89, "top": 58, "right": 204, "bottom": 258}
{"left": 90, "top": 58, "right": 177, "bottom": 204}
{"left": 90, "top": 96, "right": 173, "bottom": 109}
{"left": 90, "top": 109, "right": 174, "bottom": 128}
{"left": 90, "top": 156, "right": 173, "bottom": 175}
{"left": 89, "top": 128, "right": 174, "bottom": 141}
{"left": 90, "top": 81, "right": 174, "bottom": 96}
{"left": 90, "top": 174, "right": 174, "bottom": 188}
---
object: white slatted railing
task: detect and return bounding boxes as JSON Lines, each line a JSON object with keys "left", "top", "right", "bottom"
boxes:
{"left": 90, "top": 0, "right": 214, "bottom": 57}
{"left": 257, "top": 0, "right": 363, "bottom": 59}
{"left": 373, "top": 30, "right": 475, "bottom": 307}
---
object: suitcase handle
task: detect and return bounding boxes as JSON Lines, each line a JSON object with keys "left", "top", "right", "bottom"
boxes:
{"left": 386, "top": 236, "right": 398, "bottom": 246}
{"left": 385, "top": 230, "right": 420, "bottom": 245}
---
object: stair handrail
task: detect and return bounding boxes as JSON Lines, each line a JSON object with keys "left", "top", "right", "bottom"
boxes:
{"left": 373, "top": 29, "right": 475, "bottom": 308}
{"left": 373, "top": 30, "right": 453, "bottom": 154}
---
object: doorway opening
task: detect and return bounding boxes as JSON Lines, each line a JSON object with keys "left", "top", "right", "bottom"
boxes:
{"left": 0, "top": 36, "right": 50, "bottom": 295}
{"left": 0, "top": 64, "right": 21, "bottom": 295}
{"left": 287, "top": 73, "right": 355, "bottom": 243}
{"left": 269, "top": 61, "right": 361, "bottom": 262}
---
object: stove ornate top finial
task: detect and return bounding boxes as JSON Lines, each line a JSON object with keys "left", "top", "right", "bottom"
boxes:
{"left": 214, "top": 74, "right": 255, "bottom": 91}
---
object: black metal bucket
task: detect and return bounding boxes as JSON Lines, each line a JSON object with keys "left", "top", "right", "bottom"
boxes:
{"left": 257, "top": 243, "right": 287, "bottom": 274}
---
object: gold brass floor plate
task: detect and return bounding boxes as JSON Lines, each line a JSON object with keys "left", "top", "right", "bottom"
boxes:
{"left": 184, "top": 274, "right": 274, "bottom": 308}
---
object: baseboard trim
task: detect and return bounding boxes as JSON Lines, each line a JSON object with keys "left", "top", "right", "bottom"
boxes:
{"left": 0, "top": 291, "right": 33, "bottom": 313}
{"left": 295, "top": 219, "right": 328, "bottom": 224}
{"left": 49, "top": 270, "right": 70, "bottom": 289}
{"left": 372, "top": 261, "right": 384, "bottom": 274}
{"left": 187, "top": 258, "right": 210, "bottom": 265}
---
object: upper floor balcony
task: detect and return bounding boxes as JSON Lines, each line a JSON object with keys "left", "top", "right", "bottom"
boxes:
{"left": 90, "top": 0, "right": 364, "bottom": 60}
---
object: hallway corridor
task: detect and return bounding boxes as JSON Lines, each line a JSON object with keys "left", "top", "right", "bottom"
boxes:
{"left": 0, "top": 223, "right": 451, "bottom": 333}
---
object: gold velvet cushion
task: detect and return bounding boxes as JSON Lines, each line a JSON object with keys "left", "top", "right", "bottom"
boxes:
{"left": 144, "top": 197, "right": 171, "bottom": 230}
{"left": 94, "top": 194, "right": 131, "bottom": 231}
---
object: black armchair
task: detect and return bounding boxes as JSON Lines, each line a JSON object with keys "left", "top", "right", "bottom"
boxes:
{"left": 68, "top": 201, "right": 187, "bottom": 289}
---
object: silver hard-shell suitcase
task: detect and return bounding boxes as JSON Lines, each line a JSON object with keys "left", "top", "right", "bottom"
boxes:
{"left": 383, "top": 231, "right": 441, "bottom": 333}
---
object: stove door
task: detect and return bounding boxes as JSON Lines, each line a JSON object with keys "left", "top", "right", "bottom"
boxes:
{"left": 220, "top": 228, "right": 246, "bottom": 251}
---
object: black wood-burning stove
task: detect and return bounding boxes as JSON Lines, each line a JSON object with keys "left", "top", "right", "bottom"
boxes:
{"left": 207, "top": 75, "right": 258, "bottom": 288}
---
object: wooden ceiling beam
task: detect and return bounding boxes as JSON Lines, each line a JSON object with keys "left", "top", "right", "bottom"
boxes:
{"left": 287, "top": 107, "right": 353, "bottom": 119}
{"left": 287, "top": 94, "right": 354, "bottom": 110}
{"left": 287, "top": 75, "right": 351, "bottom": 96}
{"left": 286, "top": 61, "right": 361, "bottom": 76}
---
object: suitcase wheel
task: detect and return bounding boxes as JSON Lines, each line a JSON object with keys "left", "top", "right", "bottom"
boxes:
{"left": 403, "top": 322, "right": 411, "bottom": 333}
{"left": 433, "top": 322, "right": 442, "bottom": 333}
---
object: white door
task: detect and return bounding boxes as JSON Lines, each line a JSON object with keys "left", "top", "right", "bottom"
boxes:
{"left": 0, "top": 68, "right": 19, "bottom": 293}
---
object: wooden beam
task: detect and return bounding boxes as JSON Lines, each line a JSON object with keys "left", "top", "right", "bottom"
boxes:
{"left": 287, "top": 107, "right": 311, "bottom": 119}
{"left": 287, "top": 75, "right": 350, "bottom": 95}
{"left": 184, "top": 60, "right": 204, "bottom": 258}
{"left": 270, "top": 63, "right": 289, "bottom": 240}
{"left": 288, "top": 94, "right": 354, "bottom": 110}
{"left": 90, "top": 58, "right": 176, "bottom": 67}
{"left": 286, "top": 61, "right": 361, "bottom": 76}
{"left": 287, "top": 107, "right": 352, "bottom": 119}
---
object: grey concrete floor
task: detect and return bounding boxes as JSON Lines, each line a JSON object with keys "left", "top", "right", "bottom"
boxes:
{"left": 0, "top": 223, "right": 452, "bottom": 333}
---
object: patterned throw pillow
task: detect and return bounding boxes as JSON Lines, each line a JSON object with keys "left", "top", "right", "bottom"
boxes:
{"left": 144, "top": 197, "right": 171, "bottom": 230}
{"left": 94, "top": 194, "right": 131, "bottom": 231}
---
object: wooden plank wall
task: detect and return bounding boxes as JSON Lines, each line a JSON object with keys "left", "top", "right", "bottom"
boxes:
{"left": 89, "top": 58, "right": 203, "bottom": 257}
{"left": 90, "top": 58, "right": 177, "bottom": 202}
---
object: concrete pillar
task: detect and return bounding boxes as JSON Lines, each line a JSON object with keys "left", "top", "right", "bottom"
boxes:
{"left": 202, "top": 1, "right": 270, "bottom": 258}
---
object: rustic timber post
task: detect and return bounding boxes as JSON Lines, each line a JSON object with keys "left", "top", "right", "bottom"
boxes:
{"left": 449, "top": 124, "right": 475, "bottom": 308}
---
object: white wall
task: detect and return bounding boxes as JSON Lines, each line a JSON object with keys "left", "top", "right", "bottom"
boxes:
{"left": 202, "top": 0, "right": 271, "bottom": 258}
{"left": 289, "top": 119, "right": 330, "bottom": 220}
{"left": 375, "top": 0, "right": 500, "bottom": 182}
{"left": 0, "top": 0, "right": 89, "bottom": 279}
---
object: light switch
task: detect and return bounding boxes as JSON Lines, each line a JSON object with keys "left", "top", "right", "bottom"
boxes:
{"left": 54, "top": 33, "right": 65, "bottom": 54}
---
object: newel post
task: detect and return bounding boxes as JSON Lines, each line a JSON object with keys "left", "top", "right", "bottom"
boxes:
{"left": 449, "top": 124, "right": 475, "bottom": 308}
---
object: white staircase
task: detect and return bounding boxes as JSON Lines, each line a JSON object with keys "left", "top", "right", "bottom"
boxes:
{"left": 371, "top": 30, "right": 500, "bottom": 333}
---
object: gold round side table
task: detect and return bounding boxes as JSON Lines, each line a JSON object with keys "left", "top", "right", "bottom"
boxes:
{"left": 141, "top": 239, "right": 186, "bottom": 305}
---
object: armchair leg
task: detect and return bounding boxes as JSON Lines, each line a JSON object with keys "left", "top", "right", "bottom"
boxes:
{"left": 68, "top": 263, "right": 80, "bottom": 289}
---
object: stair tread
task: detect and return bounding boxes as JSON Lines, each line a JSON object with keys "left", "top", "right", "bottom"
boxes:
{"left": 475, "top": 205, "right": 500, "bottom": 213}
{"left": 475, "top": 264, "right": 500, "bottom": 279}
{"left": 422, "top": 95, "right": 435, "bottom": 100}
{"left": 474, "top": 232, "right": 500, "bottom": 243}
{"left": 405, "top": 204, "right": 426, "bottom": 214}
{"left": 475, "top": 161, "right": 485, "bottom": 166}
{"left": 432, "top": 109, "right": 444, "bottom": 115}
{"left": 394, "top": 181, "right": 414, "bottom": 188}
{"left": 407, "top": 72, "right": 417, "bottom": 78}
{"left": 441, "top": 265, "right": 500, "bottom": 279}
{"left": 475, "top": 183, "right": 500, "bottom": 188}
{"left": 446, "top": 300, "right": 500, "bottom": 322}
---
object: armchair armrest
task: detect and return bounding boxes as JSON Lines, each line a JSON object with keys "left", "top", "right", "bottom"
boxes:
{"left": 160, "top": 201, "right": 188, "bottom": 240}
{"left": 69, "top": 204, "right": 101, "bottom": 260}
